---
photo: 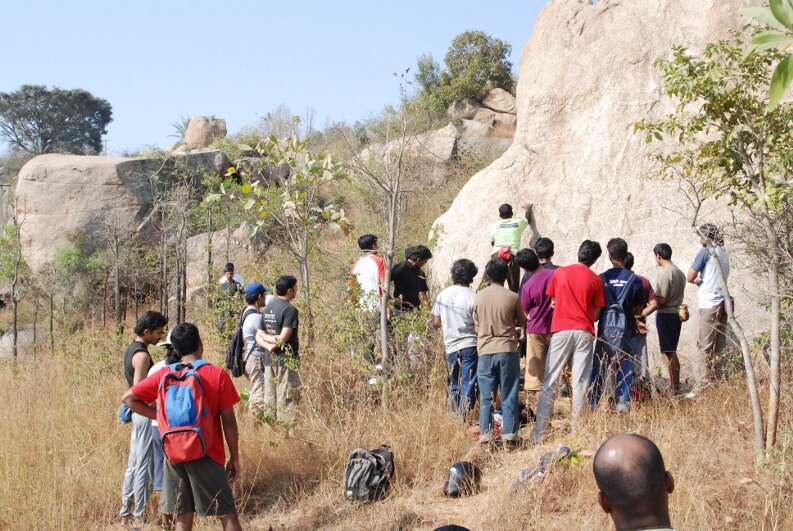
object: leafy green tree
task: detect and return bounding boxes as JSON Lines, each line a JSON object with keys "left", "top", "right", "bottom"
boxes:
{"left": 742, "top": 0, "right": 793, "bottom": 108}
{"left": 415, "top": 31, "right": 514, "bottom": 114}
{"left": 0, "top": 85, "right": 112, "bottom": 155}
{"left": 635, "top": 32, "right": 793, "bottom": 458}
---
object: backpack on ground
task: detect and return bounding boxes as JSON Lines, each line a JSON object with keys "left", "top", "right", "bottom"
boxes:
{"left": 157, "top": 360, "right": 213, "bottom": 464}
{"left": 226, "top": 307, "right": 258, "bottom": 377}
{"left": 343, "top": 445, "right": 395, "bottom": 502}
{"left": 600, "top": 274, "right": 636, "bottom": 354}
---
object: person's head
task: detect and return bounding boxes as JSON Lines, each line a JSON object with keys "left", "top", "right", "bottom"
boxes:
{"left": 577, "top": 240, "right": 602, "bottom": 267}
{"left": 224, "top": 262, "right": 235, "bottom": 282}
{"left": 624, "top": 252, "right": 634, "bottom": 271}
{"left": 607, "top": 238, "right": 629, "bottom": 266}
{"left": 133, "top": 310, "right": 168, "bottom": 345}
{"left": 157, "top": 331, "right": 182, "bottom": 365}
{"left": 276, "top": 275, "right": 298, "bottom": 300}
{"left": 484, "top": 258, "right": 509, "bottom": 285}
{"left": 593, "top": 434, "right": 674, "bottom": 531}
{"left": 406, "top": 244, "right": 433, "bottom": 267}
{"left": 653, "top": 243, "right": 673, "bottom": 265}
{"left": 515, "top": 248, "right": 540, "bottom": 273}
{"left": 358, "top": 234, "right": 379, "bottom": 253}
{"left": 169, "top": 323, "right": 203, "bottom": 359}
{"left": 244, "top": 282, "right": 271, "bottom": 307}
{"left": 451, "top": 259, "right": 478, "bottom": 286}
{"left": 698, "top": 223, "right": 724, "bottom": 246}
{"left": 498, "top": 203, "right": 513, "bottom": 219}
{"left": 534, "top": 237, "right": 555, "bottom": 262}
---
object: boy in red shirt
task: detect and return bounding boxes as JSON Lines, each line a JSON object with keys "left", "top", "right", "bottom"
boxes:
{"left": 122, "top": 323, "right": 242, "bottom": 531}
{"left": 531, "top": 240, "right": 605, "bottom": 443}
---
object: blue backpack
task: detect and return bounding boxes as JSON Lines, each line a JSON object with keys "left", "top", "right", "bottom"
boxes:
{"left": 600, "top": 274, "right": 636, "bottom": 354}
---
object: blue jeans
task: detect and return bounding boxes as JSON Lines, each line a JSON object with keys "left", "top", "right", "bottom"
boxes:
{"left": 590, "top": 340, "right": 634, "bottom": 407}
{"left": 478, "top": 352, "right": 521, "bottom": 440}
{"left": 447, "top": 347, "right": 478, "bottom": 414}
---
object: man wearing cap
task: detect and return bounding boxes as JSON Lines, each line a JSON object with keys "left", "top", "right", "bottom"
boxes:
{"left": 687, "top": 223, "right": 730, "bottom": 393}
{"left": 241, "top": 282, "right": 272, "bottom": 411}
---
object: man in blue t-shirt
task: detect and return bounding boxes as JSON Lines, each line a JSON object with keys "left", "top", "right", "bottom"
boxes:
{"left": 590, "top": 238, "right": 644, "bottom": 413}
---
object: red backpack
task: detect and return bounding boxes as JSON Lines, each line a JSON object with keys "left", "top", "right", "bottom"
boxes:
{"left": 156, "top": 360, "right": 214, "bottom": 463}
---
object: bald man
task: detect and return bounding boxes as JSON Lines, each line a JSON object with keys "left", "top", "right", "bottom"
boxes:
{"left": 593, "top": 434, "right": 675, "bottom": 531}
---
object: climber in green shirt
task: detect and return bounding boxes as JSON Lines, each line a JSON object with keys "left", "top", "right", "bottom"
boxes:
{"left": 485, "top": 203, "right": 533, "bottom": 293}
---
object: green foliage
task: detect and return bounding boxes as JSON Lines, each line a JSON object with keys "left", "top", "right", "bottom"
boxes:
{"left": 169, "top": 115, "right": 191, "bottom": 142}
{"left": 0, "top": 85, "right": 112, "bottom": 155}
{"left": 415, "top": 30, "right": 514, "bottom": 114}
{"left": 743, "top": 0, "right": 793, "bottom": 108}
{"left": 0, "top": 225, "right": 18, "bottom": 282}
{"left": 208, "top": 135, "right": 351, "bottom": 244}
{"left": 634, "top": 31, "right": 793, "bottom": 213}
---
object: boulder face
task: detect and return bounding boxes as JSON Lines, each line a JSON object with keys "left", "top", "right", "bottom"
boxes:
{"left": 430, "top": 0, "right": 764, "bottom": 340}
{"left": 482, "top": 88, "right": 516, "bottom": 114}
{"left": 183, "top": 116, "right": 227, "bottom": 150}
{"left": 15, "top": 151, "right": 229, "bottom": 273}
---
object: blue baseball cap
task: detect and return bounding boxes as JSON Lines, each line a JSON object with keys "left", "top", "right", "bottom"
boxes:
{"left": 244, "top": 282, "right": 271, "bottom": 297}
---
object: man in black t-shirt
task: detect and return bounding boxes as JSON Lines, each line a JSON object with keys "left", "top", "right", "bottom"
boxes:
{"left": 120, "top": 311, "right": 167, "bottom": 527}
{"left": 390, "top": 245, "right": 433, "bottom": 369}
{"left": 256, "top": 275, "right": 301, "bottom": 424}
{"left": 391, "top": 245, "right": 433, "bottom": 312}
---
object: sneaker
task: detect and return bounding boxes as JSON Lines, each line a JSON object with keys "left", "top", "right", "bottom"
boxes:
{"left": 616, "top": 400, "right": 630, "bottom": 414}
{"left": 479, "top": 432, "right": 494, "bottom": 444}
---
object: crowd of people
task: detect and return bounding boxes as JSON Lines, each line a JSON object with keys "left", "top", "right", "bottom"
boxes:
{"left": 116, "top": 203, "right": 729, "bottom": 529}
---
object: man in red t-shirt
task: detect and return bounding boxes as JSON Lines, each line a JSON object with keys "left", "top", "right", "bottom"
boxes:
{"left": 122, "top": 323, "right": 242, "bottom": 531}
{"left": 531, "top": 240, "right": 605, "bottom": 443}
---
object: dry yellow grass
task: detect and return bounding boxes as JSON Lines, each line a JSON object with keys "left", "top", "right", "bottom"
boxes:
{"left": 0, "top": 318, "right": 790, "bottom": 530}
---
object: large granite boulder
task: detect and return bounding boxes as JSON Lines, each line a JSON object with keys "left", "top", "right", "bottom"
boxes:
{"left": 430, "top": 0, "right": 764, "bottom": 347}
{"left": 447, "top": 99, "right": 483, "bottom": 120}
{"left": 482, "top": 88, "right": 516, "bottom": 114}
{"left": 183, "top": 116, "right": 227, "bottom": 150}
{"left": 14, "top": 151, "right": 229, "bottom": 273}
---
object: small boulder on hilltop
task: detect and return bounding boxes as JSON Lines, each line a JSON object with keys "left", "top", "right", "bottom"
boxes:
{"left": 184, "top": 116, "right": 227, "bottom": 150}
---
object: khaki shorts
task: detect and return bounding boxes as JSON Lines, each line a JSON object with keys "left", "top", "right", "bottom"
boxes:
{"left": 525, "top": 333, "right": 551, "bottom": 391}
{"left": 160, "top": 456, "right": 236, "bottom": 517}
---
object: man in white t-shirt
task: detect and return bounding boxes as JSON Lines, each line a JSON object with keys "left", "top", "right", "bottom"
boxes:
{"left": 241, "top": 282, "right": 272, "bottom": 411}
{"left": 348, "top": 234, "right": 386, "bottom": 363}
{"left": 687, "top": 223, "right": 730, "bottom": 392}
{"left": 433, "top": 259, "right": 479, "bottom": 415}
{"left": 219, "top": 262, "right": 244, "bottom": 286}
{"left": 147, "top": 332, "right": 180, "bottom": 527}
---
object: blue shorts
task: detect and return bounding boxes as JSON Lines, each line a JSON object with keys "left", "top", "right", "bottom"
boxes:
{"left": 656, "top": 312, "right": 682, "bottom": 353}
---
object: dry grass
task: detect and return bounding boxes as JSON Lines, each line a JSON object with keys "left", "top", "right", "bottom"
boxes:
{"left": 0, "top": 318, "right": 790, "bottom": 531}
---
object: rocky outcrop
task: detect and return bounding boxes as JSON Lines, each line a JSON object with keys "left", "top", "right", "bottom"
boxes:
{"left": 14, "top": 151, "right": 229, "bottom": 273}
{"left": 430, "top": 0, "right": 764, "bottom": 341}
{"left": 447, "top": 99, "right": 483, "bottom": 120}
{"left": 482, "top": 88, "right": 516, "bottom": 114}
{"left": 183, "top": 116, "right": 227, "bottom": 150}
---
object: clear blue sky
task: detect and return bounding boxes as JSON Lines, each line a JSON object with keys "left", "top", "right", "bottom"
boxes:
{"left": 1, "top": 1, "right": 547, "bottom": 154}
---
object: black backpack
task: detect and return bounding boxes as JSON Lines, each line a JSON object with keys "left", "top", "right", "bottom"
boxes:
{"left": 600, "top": 274, "right": 636, "bottom": 354}
{"left": 226, "top": 307, "right": 258, "bottom": 377}
{"left": 343, "top": 445, "right": 395, "bottom": 502}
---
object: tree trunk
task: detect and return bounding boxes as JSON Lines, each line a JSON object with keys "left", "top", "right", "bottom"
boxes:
{"left": 11, "top": 213, "right": 21, "bottom": 361}
{"left": 49, "top": 289, "right": 54, "bottom": 354}
{"left": 160, "top": 208, "right": 168, "bottom": 318}
{"left": 380, "top": 191, "right": 399, "bottom": 366}
{"left": 708, "top": 241, "right": 765, "bottom": 461}
{"left": 32, "top": 296, "right": 38, "bottom": 351}
{"left": 115, "top": 238, "right": 121, "bottom": 329}
{"left": 299, "top": 235, "right": 314, "bottom": 346}
{"left": 759, "top": 210, "right": 781, "bottom": 451}
{"left": 207, "top": 208, "right": 213, "bottom": 307}
{"left": 226, "top": 203, "right": 231, "bottom": 263}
